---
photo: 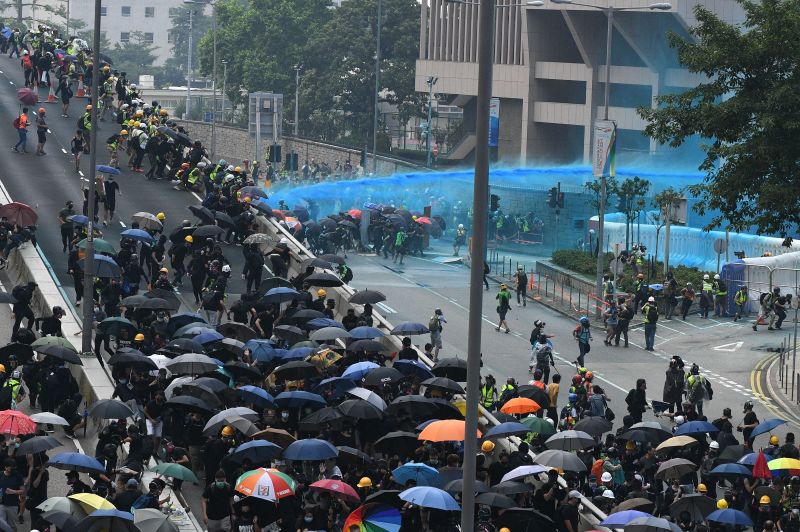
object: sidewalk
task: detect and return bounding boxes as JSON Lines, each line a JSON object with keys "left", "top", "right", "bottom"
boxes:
{"left": 762, "top": 332, "right": 800, "bottom": 426}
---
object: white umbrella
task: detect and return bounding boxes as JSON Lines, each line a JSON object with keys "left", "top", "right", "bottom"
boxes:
{"left": 164, "top": 376, "right": 193, "bottom": 399}
{"left": 345, "top": 387, "right": 387, "bottom": 411}
{"left": 165, "top": 353, "right": 219, "bottom": 375}
{"left": 30, "top": 412, "right": 69, "bottom": 426}
{"left": 148, "top": 354, "right": 172, "bottom": 377}
{"left": 132, "top": 212, "right": 163, "bottom": 230}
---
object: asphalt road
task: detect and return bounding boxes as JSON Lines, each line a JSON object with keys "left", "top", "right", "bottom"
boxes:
{"left": 345, "top": 242, "right": 798, "bottom": 439}
{"left": 0, "top": 53, "right": 249, "bottom": 318}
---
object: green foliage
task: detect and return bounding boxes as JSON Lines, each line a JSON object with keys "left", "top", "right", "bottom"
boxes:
{"left": 107, "top": 32, "right": 157, "bottom": 83}
{"left": 638, "top": 0, "right": 800, "bottom": 236}
{"left": 552, "top": 250, "right": 614, "bottom": 277}
{"left": 584, "top": 176, "right": 618, "bottom": 215}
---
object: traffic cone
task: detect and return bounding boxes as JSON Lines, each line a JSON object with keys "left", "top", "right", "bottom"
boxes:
{"left": 76, "top": 77, "right": 84, "bottom": 97}
{"left": 47, "top": 82, "right": 57, "bottom": 103}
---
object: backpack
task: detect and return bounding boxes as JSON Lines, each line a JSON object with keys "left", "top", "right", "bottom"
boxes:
{"left": 21, "top": 55, "right": 31, "bottom": 69}
{"left": 535, "top": 344, "right": 552, "bottom": 367}
{"left": 428, "top": 315, "right": 441, "bottom": 332}
{"left": 12, "top": 116, "right": 20, "bottom": 129}
{"left": 760, "top": 292, "right": 773, "bottom": 308}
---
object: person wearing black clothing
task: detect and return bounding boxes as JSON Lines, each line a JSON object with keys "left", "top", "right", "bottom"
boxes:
{"left": 67, "top": 248, "right": 83, "bottom": 304}
{"left": 113, "top": 478, "right": 141, "bottom": 512}
{"left": 65, "top": 470, "right": 91, "bottom": 496}
{"left": 26, "top": 457, "right": 48, "bottom": 530}
{"left": 102, "top": 176, "right": 120, "bottom": 225}
{"left": 557, "top": 491, "right": 582, "bottom": 532}
{"left": 625, "top": 379, "right": 648, "bottom": 424}
{"left": 254, "top": 308, "right": 274, "bottom": 339}
{"left": 397, "top": 337, "right": 417, "bottom": 361}
{"left": 144, "top": 393, "right": 166, "bottom": 451}
{"left": 123, "top": 256, "right": 144, "bottom": 295}
{"left": 187, "top": 251, "right": 207, "bottom": 304}
{"left": 101, "top": 279, "right": 122, "bottom": 318}
{"left": 169, "top": 238, "right": 191, "bottom": 286}
{"left": 242, "top": 245, "right": 264, "bottom": 292}
{"left": 202, "top": 470, "right": 234, "bottom": 531}
{"left": 342, "top": 308, "right": 358, "bottom": 330}
{"left": 36, "top": 306, "right": 64, "bottom": 337}
{"left": 58, "top": 200, "right": 76, "bottom": 252}
{"left": 11, "top": 282, "right": 35, "bottom": 338}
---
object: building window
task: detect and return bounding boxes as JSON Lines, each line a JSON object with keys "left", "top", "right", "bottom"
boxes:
{"left": 100, "top": 31, "right": 107, "bottom": 40}
{"left": 143, "top": 32, "right": 154, "bottom": 44}
{"left": 100, "top": 6, "right": 107, "bottom": 16}
{"left": 145, "top": 7, "right": 155, "bottom": 17}
{"left": 120, "top": 32, "right": 130, "bottom": 43}
{"left": 121, "top": 6, "right": 131, "bottom": 16}
{"left": 167, "top": 31, "right": 175, "bottom": 44}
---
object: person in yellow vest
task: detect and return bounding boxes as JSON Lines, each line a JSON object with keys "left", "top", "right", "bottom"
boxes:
{"left": 700, "top": 274, "right": 713, "bottom": 319}
{"left": 733, "top": 286, "right": 748, "bottom": 322}
{"left": 712, "top": 273, "right": 728, "bottom": 318}
{"left": 641, "top": 296, "right": 658, "bottom": 351}
{"left": 480, "top": 375, "right": 498, "bottom": 411}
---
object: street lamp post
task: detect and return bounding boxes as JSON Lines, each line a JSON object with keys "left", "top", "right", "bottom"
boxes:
{"left": 371, "top": 0, "right": 383, "bottom": 175}
{"left": 294, "top": 65, "right": 302, "bottom": 137}
{"left": 425, "top": 76, "right": 437, "bottom": 167}
{"left": 550, "top": 0, "right": 671, "bottom": 308}
{"left": 210, "top": 1, "right": 218, "bottom": 159}
{"left": 221, "top": 60, "right": 228, "bottom": 123}
{"left": 185, "top": 5, "right": 194, "bottom": 118}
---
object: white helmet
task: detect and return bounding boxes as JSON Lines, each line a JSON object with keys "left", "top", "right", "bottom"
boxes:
{"left": 602, "top": 489, "right": 615, "bottom": 500}
{"left": 197, "top": 162, "right": 207, "bottom": 168}
{"left": 714, "top": 274, "right": 720, "bottom": 280}
{"left": 601, "top": 472, "right": 612, "bottom": 483}
{"left": 223, "top": 173, "right": 235, "bottom": 183}
{"left": 226, "top": 165, "right": 235, "bottom": 172}
{"left": 703, "top": 274, "right": 709, "bottom": 280}
{"left": 221, "top": 264, "right": 231, "bottom": 273}
{"left": 458, "top": 224, "right": 464, "bottom": 229}
{"left": 709, "top": 440, "right": 720, "bottom": 450}
{"left": 675, "top": 415, "right": 685, "bottom": 425}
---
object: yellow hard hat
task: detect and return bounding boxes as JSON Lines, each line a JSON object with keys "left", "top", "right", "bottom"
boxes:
{"left": 134, "top": 333, "right": 145, "bottom": 342}
{"left": 103, "top": 65, "right": 110, "bottom": 71}
{"left": 760, "top": 495, "right": 771, "bottom": 505}
{"left": 135, "top": 110, "right": 144, "bottom": 117}
{"left": 357, "top": 477, "right": 372, "bottom": 488}
{"left": 85, "top": 104, "right": 92, "bottom": 111}
{"left": 185, "top": 235, "right": 193, "bottom": 243}
{"left": 244, "top": 196, "right": 252, "bottom": 203}
{"left": 482, "top": 441, "right": 495, "bottom": 453}
{"left": 697, "top": 483, "right": 707, "bottom": 493}
{"left": 159, "top": 109, "right": 168, "bottom": 116}
{"left": 234, "top": 166, "right": 241, "bottom": 173}
{"left": 0, "top": 365, "right": 6, "bottom": 373}
{"left": 500, "top": 529, "right": 511, "bottom": 532}
{"left": 159, "top": 267, "right": 168, "bottom": 274}
{"left": 134, "top": 121, "right": 142, "bottom": 128}
{"left": 317, "top": 289, "right": 326, "bottom": 297}
{"left": 221, "top": 426, "right": 235, "bottom": 437}
{"left": 157, "top": 212, "right": 166, "bottom": 221}
{"left": 500, "top": 284, "right": 507, "bottom": 289}
{"left": 770, "top": 435, "right": 779, "bottom": 445}
{"left": 120, "top": 129, "right": 128, "bottom": 136}
{"left": 625, "top": 440, "right": 636, "bottom": 450}
{"left": 717, "top": 499, "right": 728, "bottom": 510}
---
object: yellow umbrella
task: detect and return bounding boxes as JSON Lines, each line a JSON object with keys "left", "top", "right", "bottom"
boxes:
{"left": 768, "top": 458, "right": 800, "bottom": 471}
{"left": 307, "top": 348, "right": 342, "bottom": 369}
{"left": 656, "top": 435, "right": 699, "bottom": 453}
{"left": 69, "top": 493, "right": 116, "bottom": 513}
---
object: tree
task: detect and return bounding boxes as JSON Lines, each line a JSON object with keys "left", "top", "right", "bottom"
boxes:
{"left": 161, "top": 4, "right": 212, "bottom": 88}
{"left": 107, "top": 32, "right": 157, "bottom": 83}
{"left": 616, "top": 176, "right": 651, "bottom": 250}
{"left": 653, "top": 187, "right": 683, "bottom": 274}
{"left": 584, "top": 177, "right": 618, "bottom": 257}
{"left": 638, "top": 0, "right": 800, "bottom": 238}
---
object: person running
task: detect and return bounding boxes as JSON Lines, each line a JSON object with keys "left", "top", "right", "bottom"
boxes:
{"left": 11, "top": 107, "right": 28, "bottom": 153}
{"left": 34, "top": 107, "right": 46, "bottom": 156}
{"left": 733, "top": 286, "right": 749, "bottom": 322}
{"left": 70, "top": 129, "right": 84, "bottom": 172}
{"left": 680, "top": 282, "right": 695, "bottom": 320}
{"left": 754, "top": 287, "right": 779, "bottom": 331}
{"left": 572, "top": 316, "right": 592, "bottom": 367}
{"left": 513, "top": 266, "right": 528, "bottom": 307}
{"left": 495, "top": 284, "right": 511, "bottom": 334}
{"left": 102, "top": 176, "right": 120, "bottom": 226}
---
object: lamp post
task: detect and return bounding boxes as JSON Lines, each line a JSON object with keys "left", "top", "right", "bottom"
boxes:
{"left": 81, "top": 0, "right": 102, "bottom": 355}
{"left": 425, "top": 75, "right": 437, "bottom": 167}
{"left": 221, "top": 60, "right": 228, "bottom": 123}
{"left": 550, "top": 0, "right": 671, "bottom": 308}
{"left": 185, "top": 6, "right": 194, "bottom": 118}
{"left": 294, "top": 65, "right": 302, "bottom": 136}
{"left": 210, "top": 1, "right": 218, "bottom": 159}
{"left": 371, "top": 0, "right": 383, "bottom": 175}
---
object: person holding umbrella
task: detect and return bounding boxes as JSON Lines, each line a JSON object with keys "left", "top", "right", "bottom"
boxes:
{"left": 11, "top": 106, "right": 28, "bottom": 153}
{"left": 34, "top": 107, "right": 47, "bottom": 156}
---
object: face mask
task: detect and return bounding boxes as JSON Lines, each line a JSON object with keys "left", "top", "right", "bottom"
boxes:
{"left": 215, "top": 481, "right": 226, "bottom": 489}
{"left": 119, "top": 379, "right": 128, "bottom": 384}
{"left": 304, "top": 517, "right": 313, "bottom": 523}
{"left": 281, "top": 413, "right": 289, "bottom": 420}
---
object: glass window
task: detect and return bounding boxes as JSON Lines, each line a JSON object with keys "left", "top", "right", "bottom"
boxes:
{"left": 143, "top": 33, "right": 154, "bottom": 44}
{"left": 121, "top": 6, "right": 131, "bottom": 16}
{"left": 120, "top": 32, "right": 130, "bottom": 43}
{"left": 100, "top": 6, "right": 107, "bottom": 16}
{"left": 145, "top": 7, "right": 155, "bottom": 17}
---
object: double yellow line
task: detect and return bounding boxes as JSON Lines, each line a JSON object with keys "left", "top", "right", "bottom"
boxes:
{"left": 751, "top": 353, "right": 800, "bottom": 427}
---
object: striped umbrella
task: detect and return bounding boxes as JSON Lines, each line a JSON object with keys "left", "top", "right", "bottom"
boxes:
{"left": 235, "top": 468, "right": 296, "bottom": 502}
{"left": 343, "top": 503, "right": 401, "bottom": 532}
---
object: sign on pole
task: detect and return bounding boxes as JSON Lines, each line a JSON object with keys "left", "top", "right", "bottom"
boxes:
{"left": 593, "top": 119, "right": 616, "bottom": 177}
{"left": 249, "top": 92, "right": 283, "bottom": 163}
{"left": 488, "top": 98, "right": 500, "bottom": 148}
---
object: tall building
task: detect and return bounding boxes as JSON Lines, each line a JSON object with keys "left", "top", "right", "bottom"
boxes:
{"left": 415, "top": 0, "right": 745, "bottom": 165}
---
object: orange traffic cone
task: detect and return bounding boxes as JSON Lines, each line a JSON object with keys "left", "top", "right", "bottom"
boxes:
{"left": 47, "top": 82, "right": 57, "bottom": 103}
{"left": 76, "top": 77, "right": 85, "bottom": 97}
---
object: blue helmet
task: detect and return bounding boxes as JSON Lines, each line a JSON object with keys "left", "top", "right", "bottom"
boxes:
{"left": 580, "top": 316, "right": 590, "bottom": 325}
{"left": 568, "top": 393, "right": 578, "bottom": 402}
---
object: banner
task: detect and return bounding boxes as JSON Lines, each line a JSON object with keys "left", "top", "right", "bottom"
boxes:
{"left": 593, "top": 119, "right": 616, "bottom": 177}
{"left": 488, "top": 98, "right": 500, "bottom": 148}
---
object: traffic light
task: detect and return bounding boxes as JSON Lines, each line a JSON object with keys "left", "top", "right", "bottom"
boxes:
{"left": 557, "top": 191, "right": 565, "bottom": 209}
{"left": 547, "top": 187, "right": 557, "bottom": 208}
{"left": 490, "top": 194, "right": 500, "bottom": 212}
{"left": 269, "top": 144, "right": 281, "bottom": 163}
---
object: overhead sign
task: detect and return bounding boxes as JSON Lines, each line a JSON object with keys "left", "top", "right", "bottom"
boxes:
{"left": 488, "top": 98, "right": 500, "bottom": 148}
{"left": 593, "top": 119, "right": 616, "bottom": 178}
{"left": 248, "top": 92, "right": 283, "bottom": 141}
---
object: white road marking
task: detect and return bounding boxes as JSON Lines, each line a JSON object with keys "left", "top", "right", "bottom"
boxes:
{"left": 713, "top": 341, "right": 743, "bottom": 352}
{"left": 119, "top": 221, "right": 126, "bottom": 228}
{"left": 191, "top": 191, "right": 203, "bottom": 202}
{"left": 375, "top": 302, "right": 397, "bottom": 314}
{"left": 61, "top": 148, "right": 67, "bottom": 154}
{"left": 8, "top": 81, "right": 13, "bottom": 85}
{"left": 78, "top": 171, "right": 84, "bottom": 177}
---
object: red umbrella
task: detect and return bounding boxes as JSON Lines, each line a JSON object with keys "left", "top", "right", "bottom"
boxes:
{"left": 348, "top": 209, "right": 362, "bottom": 219}
{"left": 16, "top": 88, "right": 38, "bottom": 105}
{"left": 0, "top": 202, "right": 38, "bottom": 226}
{"left": 0, "top": 410, "right": 37, "bottom": 436}
{"left": 753, "top": 450, "right": 772, "bottom": 479}
{"left": 310, "top": 479, "right": 361, "bottom": 503}
{"left": 415, "top": 216, "right": 433, "bottom": 225}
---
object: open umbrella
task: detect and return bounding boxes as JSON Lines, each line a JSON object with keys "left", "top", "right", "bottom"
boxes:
{"left": 627, "top": 516, "right": 682, "bottom": 532}
{"left": 655, "top": 435, "right": 699, "bottom": 453}
{"left": 284, "top": 438, "right": 338, "bottom": 461}
{"left": 343, "top": 503, "right": 401, "bottom": 532}
{"left": 545, "top": 430, "right": 596, "bottom": 451}
{"left": 133, "top": 508, "right": 179, "bottom": 532}
{"left": 0, "top": 202, "right": 37, "bottom": 226}
{"left": 121, "top": 228, "right": 154, "bottom": 244}
{"left": 431, "top": 358, "right": 467, "bottom": 381}
{"left": 655, "top": 458, "right": 697, "bottom": 480}
{"left": 166, "top": 353, "right": 218, "bottom": 375}
{"left": 98, "top": 317, "right": 138, "bottom": 337}
{"left": 192, "top": 225, "right": 224, "bottom": 239}
{"left": 338, "top": 399, "right": 384, "bottom": 420}
{"left": 600, "top": 511, "right": 654, "bottom": 527}
{"left": 87, "top": 255, "right": 122, "bottom": 278}
{"left": 669, "top": 493, "right": 716, "bottom": 521}
{"left": 238, "top": 386, "right": 275, "bottom": 408}
{"left": 710, "top": 463, "right": 752, "bottom": 477}
{"left": 263, "top": 287, "right": 301, "bottom": 304}
{"left": 16, "top": 435, "right": 62, "bottom": 455}
{"left": 393, "top": 359, "right": 434, "bottom": 379}
{"left": 188, "top": 205, "right": 215, "bottom": 225}
{"left": 533, "top": 449, "right": 586, "bottom": 472}
{"left": 274, "top": 391, "right": 327, "bottom": 409}
{"left": 750, "top": 418, "right": 788, "bottom": 439}
{"left": 520, "top": 415, "right": 557, "bottom": 437}
{"left": 273, "top": 360, "right": 318, "bottom": 381}
{"left": 217, "top": 323, "right": 257, "bottom": 342}
{"left": 493, "top": 480, "right": 534, "bottom": 495}
{"left": 706, "top": 509, "right": 753, "bottom": 527}
{"left": 349, "top": 290, "right": 387, "bottom": 304}
{"left": 342, "top": 361, "right": 380, "bottom": 381}
{"left": 132, "top": 212, "right": 163, "bottom": 230}
{"left": 31, "top": 336, "right": 76, "bottom": 351}
{"left": 251, "top": 428, "right": 296, "bottom": 448}
{"left": 306, "top": 272, "right": 344, "bottom": 287}
{"left": 500, "top": 465, "right": 551, "bottom": 483}
{"left": 230, "top": 440, "right": 283, "bottom": 464}
{"left": 363, "top": 367, "right": 405, "bottom": 386}
{"left": 375, "top": 431, "right": 419, "bottom": 457}
{"left": 444, "top": 478, "right": 489, "bottom": 494}
{"left": 150, "top": 462, "right": 199, "bottom": 482}
{"left": 310, "top": 326, "right": 351, "bottom": 342}
{"left": 418, "top": 420, "right": 481, "bottom": 442}
{"left": 108, "top": 350, "right": 158, "bottom": 371}
{"left": 37, "top": 344, "right": 83, "bottom": 365}
{"left": 76, "top": 509, "right": 137, "bottom": 532}
{"left": 614, "top": 498, "right": 656, "bottom": 513}
{"left": 41, "top": 510, "right": 81, "bottom": 531}
{"left": 49, "top": 452, "right": 106, "bottom": 474}
{"left": 165, "top": 395, "right": 214, "bottom": 415}
{"left": 336, "top": 446, "right": 374, "bottom": 466}
{"left": 88, "top": 399, "right": 135, "bottom": 419}
{"left": 421, "top": 377, "right": 464, "bottom": 394}
{"left": 485, "top": 422, "right": 532, "bottom": 439}
{"left": 17, "top": 87, "right": 37, "bottom": 105}
{"left": 500, "top": 397, "right": 541, "bottom": 415}
{"left": 311, "top": 479, "right": 361, "bottom": 503}
{"left": 30, "top": 412, "right": 69, "bottom": 426}
{"left": 349, "top": 326, "right": 385, "bottom": 339}
{"left": 390, "top": 322, "right": 429, "bottom": 335}
{"left": 399, "top": 487, "right": 459, "bottom": 511}
{"left": 0, "top": 410, "right": 36, "bottom": 435}
{"left": 674, "top": 420, "right": 719, "bottom": 436}
{"left": 475, "top": 492, "right": 515, "bottom": 508}
{"left": 345, "top": 387, "right": 388, "bottom": 411}
{"left": 767, "top": 457, "right": 800, "bottom": 472}
{"left": 392, "top": 463, "right": 442, "bottom": 487}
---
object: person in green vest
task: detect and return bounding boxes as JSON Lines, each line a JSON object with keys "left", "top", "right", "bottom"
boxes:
{"left": 733, "top": 286, "right": 749, "bottom": 322}
{"left": 480, "top": 374, "right": 498, "bottom": 411}
{"left": 495, "top": 284, "right": 512, "bottom": 333}
{"left": 712, "top": 273, "right": 728, "bottom": 318}
{"left": 641, "top": 296, "right": 658, "bottom": 351}
{"left": 392, "top": 228, "right": 407, "bottom": 265}
{"left": 700, "top": 274, "right": 713, "bottom": 319}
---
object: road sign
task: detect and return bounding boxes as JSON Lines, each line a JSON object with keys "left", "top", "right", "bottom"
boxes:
{"left": 713, "top": 239, "right": 727, "bottom": 254}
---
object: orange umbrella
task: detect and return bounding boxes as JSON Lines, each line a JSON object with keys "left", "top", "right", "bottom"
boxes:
{"left": 500, "top": 397, "right": 541, "bottom": 415}
{"left": 418, "top": 419, "right": 481, "bottom": 442}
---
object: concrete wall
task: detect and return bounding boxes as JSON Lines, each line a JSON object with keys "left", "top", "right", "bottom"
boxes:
{"left": 176, "top": 120, "right": 425, "bottom": 177}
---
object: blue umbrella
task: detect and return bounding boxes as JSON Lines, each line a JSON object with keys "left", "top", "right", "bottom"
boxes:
{"left": 393, "top": 360, "right": 434, "bottom": 379}
{"left": 121, "top": 228, "right": 155, "bottom": 243}
{"left": 283, "top": 347, "right": 315, "bottom": 360}
{"left": 274, "top": 391, "right": 327, "bottom": 408}
{"left": 485, "top": 422, "right": 533, "bottom": 439}
{"left": 706, "top": 509, "right": 754, "bottom": 527}
{"left": 67, "top": 214, "right": 88, "bottom": 226}
{"left": 674, "top": 420, "right": 719, "bottom": 436}
{"left": 238, "top": 385, "right": 275, "bottom": 408}
{"left": 49, "top": 452, "right": 106, "bottom": 474}
{"left": 750, "top": 418, "right": 787, "bottom": 439}
{"left": 738, "top": 453, "right": 758, "bottom": 466}
{"left": 390, "top": 322, "right": 430, "bottom": 335}
{"left": 263, "top": 287, "right": 301, "bottom": 303}
{"left": 342, "top": 361, "right": 380, "bottom": 381}
{"left": 312, "top": 377, "right": 356, "bottom": 398}
{"left": 399, "top": 486, "right": 460, "bottom": 511}
{"left": 166, "top": 313, "right": 207, "bottom": 337}
{"left": 600, "top": 510, "right": 653, "bottom": 527}
{"left": 90, "top": 255, "right": 121, "bottom": 278}
{"left": 96, "top": 165, "right": 121, "bottom": 175}
{"left": 349, "top": 326, "right": 385, "bottom": 339}
{"left": 392, "top": 463, "right": 441, "bottom": 487}
{"left": 307, "top": 318, "right": 344, "bottom": 330}
{"left": 230, "top": 440, "right": 282, "bottom": 464}
{"left": 710, "top": 463, "right": 752, "bottom": 477}
{"left": 194, "top": 331, "right": 225, "bottom": 345}
{"left": 284, "top": 438, "right": 338, "bottom": 461}
{"left": 244, "top": 339, "right": 281, "bottom": 362}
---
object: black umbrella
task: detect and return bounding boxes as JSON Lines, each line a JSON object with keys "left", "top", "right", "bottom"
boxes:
{"left": 144, "top": 289, "right": 181, "bottom": 311}
{"left": 138, "top": 297, "right": 173, "bottom": 311}
{"left": 261, "top": 277, "right": 295, "bottom": 291}
{"left": 192, "top": 225, "right": 225, "bottom": 239}
{"left": 620, "top": 429, "right": 668, "bottom": 445}
{"left": 16, "top": 435, "right": 62, "bottom": 455}
{"left": 305, "top": 272, "right": 344, "bottom": 288}
{"left": 301, "top": 258, "right": 334, "bottom": 270}
{"left": 496, "top": 508, "right": 556, "bottom": 532}
{"left": 669, "top": 493, "right": 716, "bottom": 522}
{"left": 165, "top": 338, "right": 204, "bottom": 353}
{"left": 177, "top": 383, "right": 223, "bottom": 409}
{"left": 493, "top": 480, "right": 534, "bottom": 494}
{"left": 517, "top": 385, "right": 550, "bottom": 409}
{"left": 374, "top": 431, "right": 419, "bottom": 457}
{"left": 176, "top": 132, "right": 193, "bottom": 146}
{"left": 421, "top": 377, "right": 464, "bottom": 394}
{"left": 573, "top": 416, "right": 614, "bottom": 437}
{"left": 41, "top": 511, "right": 80, "bottom": 531}
{"left": 223, "top": 361, "right": 262, "bottom": 381}
{"left": 168, "top": 226, "right": 194, "bottom": 244}
{"left": 194, "top": 376, "right": 229, "bottom": 393}
{"left": 38, "top": 345, "right": 82, "bottom": 365}
{"left": 216, "top": 323, "right": 257, "bottom": 342}
{"left": 365, "top": 490, "right": 402, "bottom": 507}
{"left": 189, "top": 205, "right": 215, "bottom": 225}
{"left": 165, "top": 395, "right": 215, "bottom": 414}
{"left": 107, "top": 351, "right": 158, "bottom": 370}
{"left": 336, "top": 446, "right": 374, "bottom": 466}
{"left": 0, "top": 343, "right": 34, "bottom": 364}
{"left": 215, "top": 211, "right": 235, "bottom": 227}
{"left": 273, "top": 360, "right": 318, "bottom": 381}
{"left": 88, "top": 399, "right": 135, "bottom": 419}
{"left": 445, "top": 478, "right": 489, "bottom": 494}
{"left": 475, "top": 492, "right": 516, "bottom": 508}
{"left": 289, "top": 309, "right": 326, "bottom": 323}
{"left": 274, "top": 325, "right": 306, "bottom": 344}
{"left": 716, "top": 444, "right": 747, "bottom": 464}
{"left": 208, "top": 338, "right": 246, "bottom": 362}
{"left": 299, "top": 407, "right": 346, "bottom": 432}
{"left": 387, "top": 396, "right": 462, "bottom": 420}
{"left": 362, "top": 367, "right": 405, "bottom": 386}
{"left": 120, "top": 294, "right": 148, "bottom": 307}
{"left": 349, "top": 290, "right": 386, "bottom": 305}
{"left": 431, "top": 358, "right": 467, "bottom": 381}
{"left": 348, "top": 339, "right": 387, "bottom": 353}
{"left": 390, "top": 322, "right": 429, "bottom": 336}
{"left": 319, "top": 254, "right": 346, "bottom": 266}
{"left": 337, "top": 399, "right": 384, "bottom": 420}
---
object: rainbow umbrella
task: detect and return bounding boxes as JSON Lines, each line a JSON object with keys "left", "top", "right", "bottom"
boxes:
{"left": 235, "top": 468, "right": 296, "bottom": 502}
{"left": 767, "top": 458, "right": 800, "bottom": 476}
{"left": 343, "top": 503, "right": 401, "bottom": 532}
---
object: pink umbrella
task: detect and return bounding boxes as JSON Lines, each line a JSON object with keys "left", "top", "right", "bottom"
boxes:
{"left": 0, "top": 410, "right": 37, "bottom": 436}
{"left": 0, "top": 202, "right": 38, "bottom": 226}
{"left": 310, "top": 479, "right": 361, "bottom": 503}
{"left": 16, "top": 88, "right": 37, "bottom": 105}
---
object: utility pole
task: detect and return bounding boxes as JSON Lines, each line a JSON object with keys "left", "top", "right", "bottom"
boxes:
{"left": 221, "top": 60, "right": 228, "bottom": 123}
{"left": 294, "top": 65, "right": 301, "bottom": 136}
{"left": 426, "top": 76, "right": 437, "bottom": 168}
{"left": 81, "top": 0, "right": 101, "bottom": 354}
{"left": 185, "top": 6, "right": 194, "bottom": 118}
{"left": 371, "top": 0, "right": 382, "bottom": 175}
{"left": 210, "top": 2, "right": 217, "bottom": 159}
